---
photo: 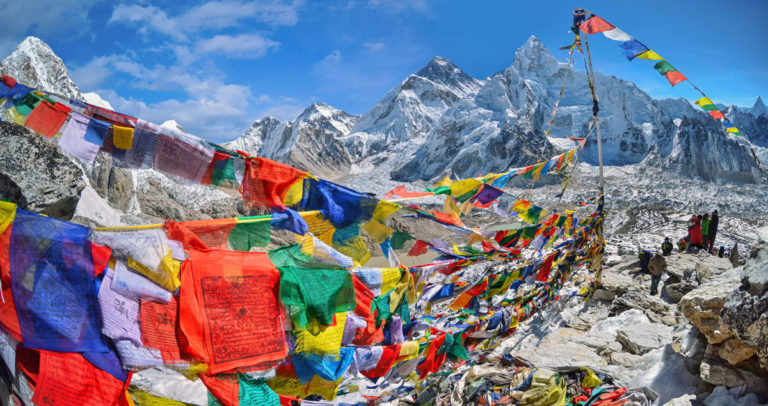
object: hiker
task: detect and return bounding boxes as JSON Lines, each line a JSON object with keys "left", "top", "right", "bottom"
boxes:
{"left": 701, "top": 213, "right": 710, "bottom": 251}
{"left": 677, "top": 238, "right": 687, "bottom": 253}
{"left": 648, "top": 252, "right": 666, "bottom": 295}
{"left": 638, "top": 250, "right": 652, "bottom": 274}
{"left": 688, "top": 215, "right": 702, "bottom": 249}
{"left": 718, "top": 246, "right": 725, "bottom": 258}
{"left": 661, "top": 237, "right": 673, "bottom": 256}
{"left": 729, "top": 243, "right": 740, "bottom": 268}
{"left": 707, "top": 210, "right": 719, "bottom": 253}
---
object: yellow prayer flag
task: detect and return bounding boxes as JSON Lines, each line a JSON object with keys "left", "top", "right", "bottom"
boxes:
{"left": 695, "top": 96, "right": 715, "bottom": 108}
{"left": 726, "top": 127, "right": 741, "bottom": 134}
{"left": 397, "top": 341, "right": 420, "bottom": 362}
{"left": 449, "top": 178, "right": 483, "bottom": 197}
{"left": 511, "top": 199, "right": 531, "bottom": 213}
{"left": 531, "top": 163, "right": 546, "bottom": 181}
{"left": 0, "top": 201, "right": 17, "bottom": 235}
{"left": 372, "top": 200, "right": 400, "bottom": 222}
{"left": 283, "top": 177, "right": 305, "bottom": 207}
{"left": 432, "top": 176, "right": 452, "bottom": 189}
{"left": 112, "top": 125, "right": 134, "bottom": 150}
{"left": 636, "top": 50, "right": 663, "bottom": 60}
{"left": 294, "top": 312, "right": 347, "bottom": 356}
{"left": 362, "top": 220, "right": 394, "bottom": 244}
{"left": 380, "top": 267, "right": 401, "bottom": 294}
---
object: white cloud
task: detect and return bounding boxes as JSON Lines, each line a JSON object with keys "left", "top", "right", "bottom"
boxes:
{"left": 363, "top": 41, "right": 385, "bottom": 52}
{"left": 109, "top": 0, "right": 303, "bottom": 40}
{"left": 0, "top": 0, "right": 101, "bottom": 56}
{"left": 345, "top": 0, "right": 429, "bottom": 14}
{"left": 196, "top": 33, "right": 279, "bottom": 59}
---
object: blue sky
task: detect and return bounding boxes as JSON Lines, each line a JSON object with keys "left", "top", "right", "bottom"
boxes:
{"left": 2, "top": 0, "right": 766, "bottom": 142}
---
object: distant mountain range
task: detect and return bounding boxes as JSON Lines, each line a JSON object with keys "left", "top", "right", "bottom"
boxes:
{"left": 2, "top": 35, "right": 767, "bottom": 186}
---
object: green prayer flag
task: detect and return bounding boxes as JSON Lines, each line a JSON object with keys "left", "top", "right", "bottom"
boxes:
{"left": 653, "top": 60, "right": 676, "bottom": 75}
{"left": 239, "top": 374, "right": 280, "bottom": 405}
{"left": 228, "top": 221, "right": 270, "bottom": 251}
{"left": 390, "top": 231, "right": 413, "bottom": 250}
{"left": 269, "top": 245, "right": 356, "bottom": 328}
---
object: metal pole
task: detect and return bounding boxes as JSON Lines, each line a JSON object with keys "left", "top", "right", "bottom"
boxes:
{"left": 582, "top": 32, "right": 605, "bottom": 193}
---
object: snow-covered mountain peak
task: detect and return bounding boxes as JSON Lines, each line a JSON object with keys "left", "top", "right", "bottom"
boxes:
{"left": 416, "top": 56, "right": 482, "bottom": 98}
{"left": 510, "top": 35, "right": 562, "bottom": 77}
{"left": 295, "top": 102, "right": 358, "bottom": 134}
{"left": 0, "top": 36, "right": 82, "bottom": 100}
{"left": 751, "top": 96, "right": 767, "bottom": 117}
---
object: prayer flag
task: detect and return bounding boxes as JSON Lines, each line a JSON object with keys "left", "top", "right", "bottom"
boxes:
{"left": 579, "top": 16, "right": 616, "bottom": 34}
{"left": 179, "top": 249, "right": 287, "bottom": 374}
{"left": 664, "top": 71, "right": 687, "bottom": 87}
{"left": 602, "top": 28, "right": 632, "bottom": 41}
{"left": 709, "top": 110, "right": 725, "bottom": 120}
{"left": 241, "top": 156, "right": 306, "bottom": 209}
{"left": 58, "top": 112, "right": 100, "bottom": 163}
{"left": 113, "top": 125, "right": 135, "bottom": 150}
{"left": 653, "top": 60, "right": 677, "bottom": 75}
{"left": 636, "top": 50, "right": 663, "bottom": 60}
{"left": 24, "top": 100, "right": 71, "bottom": 138}
{"left": 10, "top": 210, "right": 107, "bottom": 352}
{"left": 301, "top": 179, "right": 377, "bottom": 228}
{"left": 32, "top": 350, "right": 126, "bottom": 406}
{"left": 0, "top": 202, "right": 22, "bottom": 341}
{"left": 269, "top": 245, "right": 356, "bottom": 329}
{"left": 617, "top": 39, "right": 650, "bottom": 60}
{"left": 695, "top": 97, "right": 718, "bottom": 111}
{"left": 153, "top": 130, "right": 214, "bottom": 183}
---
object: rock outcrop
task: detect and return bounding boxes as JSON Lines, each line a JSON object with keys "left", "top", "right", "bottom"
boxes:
{"left": 0, "top": 122, "right": 85, "bottom": 219}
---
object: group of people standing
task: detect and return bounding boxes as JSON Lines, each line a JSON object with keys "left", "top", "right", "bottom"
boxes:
{"left": 678, "top": 209, "right": 719, "bottom": 254}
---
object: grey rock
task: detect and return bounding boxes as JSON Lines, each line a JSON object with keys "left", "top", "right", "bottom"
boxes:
{"left": 613, "top": 288, "right": 674, "bottom": 317}
{"left": 610, "top": 351, "right": 643, "bottom": 367}
{"left": 662, "top": 394, "right": 696, "bottom": 406}
{"left": 678, "top": 269, "right": 741, "bottom": 345}
{"left": 665, "top": 282, "right": 698, "bottom": 304}
{"left": 0, "top": 122, "right": 85, "bottom": 219}
{"left": 617, "top": 323, "right": 673, "bottom": 355}
{"left": 699, "top": 356, "right": 768, "bottom": 395}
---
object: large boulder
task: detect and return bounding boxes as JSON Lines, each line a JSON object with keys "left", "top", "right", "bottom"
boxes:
{"left": 720, "top": 232, "right": 768, "bottom": 371}
{"left": 0, "top": 122, "right": 85, "bottom": 219}
{"left": 617, "top": 323, "right": 674, "bottom": 355}
{"left": 678, "top": 269, "right": 741, "bottom": 345}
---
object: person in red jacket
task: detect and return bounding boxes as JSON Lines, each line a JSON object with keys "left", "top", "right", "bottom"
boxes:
{"left": 689, "top": 215, "right": 703, "bottom": 248}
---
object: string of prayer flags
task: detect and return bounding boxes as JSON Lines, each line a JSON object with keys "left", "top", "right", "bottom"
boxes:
{"left": 24, "top": 98, "right": 71, "bottom": 138}
{"left": 577, "top": 12, "right": 750, "bottom": 143}
{"left": 179, "top": 249, "right": 286, "bottom": 374}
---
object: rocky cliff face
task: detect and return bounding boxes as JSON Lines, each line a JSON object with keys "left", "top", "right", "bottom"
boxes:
{"left": 0, "top": 122, "right": 84, "bottom": 219}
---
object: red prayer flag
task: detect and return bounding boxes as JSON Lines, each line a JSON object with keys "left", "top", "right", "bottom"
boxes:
{"left": 201, "top": 152, "right": 231, "bottom": 185}
{"left": 664, "top": 71, "right": 687, "bottom": 87}
{"left": 407, "top": 240, "right": 430, "bottom": 256}
{"left": 179, "top": 249, "right": 287, "bottom": 374}
{"left": 2, "top": 75, "right": 16, "bottom": 88}
{"left": 24, "top": 100, "right": 71, "bottom": 138}
{"left": 351, "top": 275, "right": 384, "bottom": 345}
{"left": 535, "top": 253, "right": 556, "bottom": 282}
{"left": 176, "top": 218, "right": 237, "bottom": 250}
{"left": 708, "top": 110, "right": 725, "bottom": 120}
{"left": 361, "top": 344, "right": 400, "bottom": 379}
{"left": 140, "top": 296, "right": 189, "bottom": 364}
{"left": 200, "top": 374, "right": 239, "bottom": 406}
{"left": 0, "top": 224, "right": 22, "bottom": 341}
{"left": 579, "top": 16, "right": 616, "bottom": 34}
{"left": 32, "top": 350, "right": 124, "bottom": 406}
{"left": 240, "top": 156, "right": 305, "bottom": 209}
{"left": 91, "top": 243, "right": 112, "bottom": 277}
{"left": 384, "top": 185, "right": 433, "bottom": 199}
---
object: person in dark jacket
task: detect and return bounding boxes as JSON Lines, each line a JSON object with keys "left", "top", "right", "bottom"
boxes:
{"left": 648, "top": 252, "right": 666, "bottom": 295}
{"left": 638, "top": 250, "right": 652, "bottom": 274}
{"left": 707, "top": 210, "right": 719, "bottom": 253}
{"left": 661, "top": 237, "right": 673, "bottom": 256}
